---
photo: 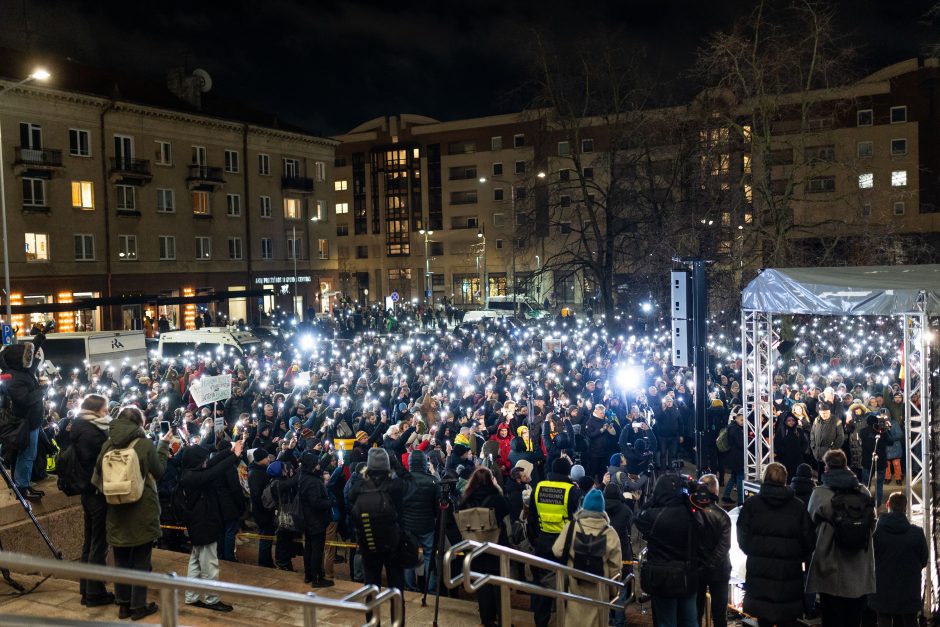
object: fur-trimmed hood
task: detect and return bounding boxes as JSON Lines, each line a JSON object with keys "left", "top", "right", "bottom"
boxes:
{"left": 0, "top": 342, "right": 34, "bottom": 372}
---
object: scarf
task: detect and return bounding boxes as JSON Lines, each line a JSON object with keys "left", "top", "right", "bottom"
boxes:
{"left": 78, "top": 409, "right": 111, "bottom": 433}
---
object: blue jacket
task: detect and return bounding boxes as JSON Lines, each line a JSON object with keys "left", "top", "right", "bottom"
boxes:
{"left": 884, "top": 420, "right": 903, "bottom": 460}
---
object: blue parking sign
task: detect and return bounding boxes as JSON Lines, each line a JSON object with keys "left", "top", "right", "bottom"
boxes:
{"left": 1, "top": 324, "right": 13, "bottom": 346}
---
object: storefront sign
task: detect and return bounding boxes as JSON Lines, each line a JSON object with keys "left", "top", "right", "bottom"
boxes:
{"left": 254, "top": 276, "right": 312, "bottom": 285}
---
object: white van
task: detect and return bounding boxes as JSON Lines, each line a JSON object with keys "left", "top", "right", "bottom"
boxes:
{"left": 25, "top": 330, "right": 148, "bottom": 376}
{"left": 156, "top": 327, "right": 262, "bottom": 359}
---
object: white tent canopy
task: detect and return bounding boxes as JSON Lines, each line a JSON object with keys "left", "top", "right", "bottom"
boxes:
{"left": 741, "top": 264, "right": 940, "bottom": 316}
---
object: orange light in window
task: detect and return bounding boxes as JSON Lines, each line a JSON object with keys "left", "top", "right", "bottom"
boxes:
{"left": 183, "top": 287, "right": 196, "bottom": 330}
{"left": 9, "top": 293, "right": 24, "bottom": 333}
{"left": 56, "top": 292, "right": 75, "bottom": 333}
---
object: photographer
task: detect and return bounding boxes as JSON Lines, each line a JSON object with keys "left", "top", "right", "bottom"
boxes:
{"left": 859, "top": 412, "right": 893, "bottom": 508}
{"left": 584, "top": 403, "right": 619, "bottom": 483}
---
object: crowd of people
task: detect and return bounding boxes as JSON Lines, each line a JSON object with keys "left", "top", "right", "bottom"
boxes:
{"left": 0, "top": 309, "right": 929, "bottom": 626}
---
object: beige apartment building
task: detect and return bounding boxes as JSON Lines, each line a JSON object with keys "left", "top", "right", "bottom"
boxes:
{"left": 0, "top": 52, "right": 338, "bottom": 332}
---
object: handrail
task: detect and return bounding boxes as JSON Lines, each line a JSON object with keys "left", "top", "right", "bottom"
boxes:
{"left": 443, "top": 539, "right": 634, "bottom": 627}
{"left": 0, "top": 551, "right": 403, "bottom": 627}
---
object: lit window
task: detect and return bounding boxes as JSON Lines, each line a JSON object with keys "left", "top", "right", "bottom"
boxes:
{"left": 890, "top": 106, "right": 907, "bottom": 124}
{"left": 336, "top": 202, "right": 349, "bottom": 214}
{"left": 316, "top": 200, "right": 326, "bottom": 221}
{"left": 24, "top": 233, "right": 48, "bottom": 262}
{"left": 118, "top": 234, "right": 137, "bottom": 260}
{"left": 71, "top": 181, "right": 94, "bottom": 209}
{"left": 192, "top": 191, "right": 210, "bottom": 215}
{"left": 858, "top": 173, "right": 873, "bottom": 189}
{"left": 891, "top": 170, "right": 907, "bottom": 187}
{"left": 318, "top": 239, "right": 329, "bottom": 259}
{"left": 334, "top": 180, "right": 348, "bottom": 191}
{"left": 284, "top": 197, "right": 301, "bottom": 219}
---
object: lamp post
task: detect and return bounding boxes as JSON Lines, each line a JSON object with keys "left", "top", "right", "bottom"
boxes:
{"left": 418, "top": 228, "right": 434, "bottom": 304}
{"left": 476, "top": 223, "right": 487, "bottom": 308}
{"left": 0, "top": 68, "right": 50, "bottom": 328}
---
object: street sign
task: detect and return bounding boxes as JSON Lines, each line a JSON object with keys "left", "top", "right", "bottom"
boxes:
{"left": 1, "top": 324, "right": 12, "bottom": 346}
{"left": 390, "top": 291, "right": 399, "bottom": 302}
{"left": 425, "top": 290, "right": 432, "bottom": 299}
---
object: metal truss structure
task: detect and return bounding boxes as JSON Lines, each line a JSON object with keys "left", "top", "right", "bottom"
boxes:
{"left": 741, "top": 310, "right": 777, "bottom": 483}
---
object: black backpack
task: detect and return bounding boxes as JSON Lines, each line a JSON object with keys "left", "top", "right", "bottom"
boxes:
{"left": 562, "top": 519, "right": 607, "bottom": 576}
{"left": 55, "top": 444, "right": 89, "bottom": 496}
{"left": 829, "top": 486, "right": 875, "bottom": 551}
{"left": 351, "top": 478, "right": 399, "bottom": 554}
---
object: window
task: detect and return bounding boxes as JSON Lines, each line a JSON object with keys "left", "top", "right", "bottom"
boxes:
{"left": 155, "top": 140, "right": 172, "bottom": 165}
{"left": 316, "top": 200, "right": 326, "bottom": 221}
{"left": 560, "top": 222, "right": 571, "bottom": 234}
{"left": 226, "top": 194, "right": 242, "bottom": 217}
{"left": 806, "top": 176, "right": 835, "bottom": 193}
{"left": 260, "top": 195, "right": 272, "bottom": 218}
{"left": 894, "top": 202, "right": 906, "bottom": 215}
{"left": 356, "top": 245, "right": 369, "bottom": 259}
{"left": 861, "top": 203, "right": 871, "bottom": 217}
{"left": 429, "top": 242, "right": 444, "bottom": 256}
{"left": 336, "top": 202, "right": 349, "bottom": 214}
{"left": 159, "top": 235, "right": 176, "bottom": 260}
{"left": 157, "top": 188, "right": 175, "bottom": 213}
{"left": 388, "top": 268, "right": 412, "bottom": 280}
{"left": 513, "top": 134, "right": 525, "bottom": 148}
{"left": 118, "top": 234, "right": 137, "bottom": 260}
{"left": 337, "top": 225, "right": 349, "bottom": 236}
{"left": 495, "top": 239, "right": 504, "bottom": 249}
{"left": 284, "top": 197, "right": 301, "bottom": 219}
{"left": 71, "top": 181, "right": 94, "bottom": 209}
{"left": 192, "top": 191, "right": 210, "bottom": 215}
{"left": 514, "top": 160, "right": 526, "bottom": 175}
{"left": 24, "top": 233, "right": 48, "bottom": 261}
{"left": 447, "top": 141, "right": 475, "bottom": 155}
{"left": 804, "top": 145, "right": 835, "bottom": 162}
{"left": 857, "top": 141, "right": 873, "bottom": 158}
{"left": 450, "top": 191, "right": 478, "bottom": 205}
{"left": 493, "top": 213, "right": 505, "bottom": 228}
{"left": 891, "top": 170, "right": 907, "bottom": 187}
{"left": 858, "top": 173, "right": 873, "bottom": 189}
{"left": 581, "top": 138, "right": 594, "bottom": 153}
{"left": 19, "top": 123, "right": 41, "bottom": 149}
{"left": 314, "top": 161, "right": 326, "bottom": 182}
{"left": 492, "top": 162, "right": 503, "bottom": 176}
{"left": 515, "top": 186, "right": 527, "bottom": 200}
{"left": 74, "top": 234, "right": 95, "bottom": 261}
{"left": 115, "top": 185, "right": 136, "bottom": 211}
{"left": 559, "top": 169, "right": 571, "bottom": 182}
{"left": 287, "top": 237, "right": 302, "bottom": 260}
{"left": 890, "top": 106, "right": 907, "bottom": 124}
{"left": 258, "top": 153, "right": 270, "bottom": 175}
{"left": 69, "top": 129, "right": 91, "bottom": 157}
{"left": 560, "top": 195, "right": 571, "bottom": 207}
{"left": 557, "top": 141, "right": 570, "bottom": 156}
{"left": 283, "top": 158, "right": 299, "bottom": 178}
{"left": 857, "top": 109, "right": 873, "bottom": 126}
{"left": 583, "top": 167, "right": 594, "bottom": 179}
{"left": 891, "top": 138, "right": 907, "bottom": 156}
{"left": 493, "top": 188, "right": 504, "bottom": 202}
{"left": 224, "top": 149, "right": 239, "bottom": 173}
{"left": 195, "top": 236, "right": 211, "bottom": 260}
{"left": 491, "top": 136, "right": 502, "bottom": 151}
{"left": 260, "top": 238, "right": 273, "bottom": 260}
{"left": 334, "top": 180, "right": 348, "bottom": 191}
{"left": 228, "top": 237, "right": 243, "bottom": 260}
{"left": 22, "top": 178, "right": 45, "bottom": 206}
{"left": 191, "top": 145, "right": 207, "bottom": 166}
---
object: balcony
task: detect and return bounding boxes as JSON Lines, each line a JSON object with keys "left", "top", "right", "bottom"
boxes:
{"left": 109, "top": 158, "right": 152, "bottom": 184}
{"left": 281, "top": 176, "right": 314, "bottom": 193}
{"left": 13, "top": 147, "right": 63, "bottom": 177}
{"left": 186, "top": 165, "right": 225, "bottom": 191}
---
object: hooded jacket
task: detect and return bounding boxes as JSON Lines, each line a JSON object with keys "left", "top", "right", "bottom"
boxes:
{"left": 870, "top": 511, "right": 929, "bottom": 615}
{"left": 635, "top": 474, "right": 700, "bottom": 565}
{"left": 810, "top": 416, "right": 844, "bottom": 462}
{"left": 400, "top": 451, "right": 440, "bottom": 535}
{"left": 737, "top": 483, "right": 815, "bottom": 623}
{"left": 0, "top": 338, "right": 45, "bottom": 431}
{"left": 69, "top": 409, "right": 110, "bottom": 494}
{"left": 297, "top": 460, "right": 333, "bottom": 535}
{"left": 179, "top": 445, "right": 241, "bottom": 546}
{"left": 94, "top": 416, "right": 170, "bottom": 547}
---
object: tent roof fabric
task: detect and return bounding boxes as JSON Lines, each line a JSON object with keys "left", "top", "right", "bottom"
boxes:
{"left": 741, "top": 265, "right": 940, "bottom": 316}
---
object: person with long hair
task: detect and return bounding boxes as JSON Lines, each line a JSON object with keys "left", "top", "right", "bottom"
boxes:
{"left": 458, "top": 467, "right": 511, "bottom": 627}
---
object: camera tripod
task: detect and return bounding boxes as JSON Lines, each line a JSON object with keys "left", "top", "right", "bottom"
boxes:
{"left": 422, "top": 481, "right": 455, "bottom": 627}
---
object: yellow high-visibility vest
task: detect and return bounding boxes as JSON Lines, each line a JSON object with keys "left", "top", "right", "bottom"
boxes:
{"left": 534, "top": 480, "right": 573, "bottom": 534}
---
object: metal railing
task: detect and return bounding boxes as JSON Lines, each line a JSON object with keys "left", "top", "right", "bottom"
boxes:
{"left": 0, "top": 551, "right": 404, "bottom": 627}
{"left": 14, "top": 146, "right": 62, "bottom": 167}
{"left": 187, "top": 164, "right": 224, "bottom": 182}
{"left": 443, "top": 539, "right": 633, "bottom": 627}
{"left": 110, "top": 157, "right": 152, "bottom": 176}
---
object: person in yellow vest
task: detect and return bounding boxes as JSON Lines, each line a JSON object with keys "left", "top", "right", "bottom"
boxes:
{"left": 526, "top": 457, "right": 581, "bottom": 627}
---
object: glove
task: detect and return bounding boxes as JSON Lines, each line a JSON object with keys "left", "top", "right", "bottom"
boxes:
{"left": 521, "top": 485, "right": 532, "bottom": 507}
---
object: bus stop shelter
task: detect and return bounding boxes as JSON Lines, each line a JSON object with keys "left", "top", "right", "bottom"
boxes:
{"left": 740, "top": 265, "right": 939, "bottom": 615}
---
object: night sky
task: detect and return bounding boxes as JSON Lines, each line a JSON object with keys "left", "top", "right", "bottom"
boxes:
{"left": 0, "top": 0, "right": 936, "bottom": 135}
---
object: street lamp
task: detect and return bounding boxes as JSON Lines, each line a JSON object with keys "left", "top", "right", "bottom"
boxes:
{"left": 476, "top": 224, "right": 487, "bottom": 308}
{"left": 479, "top": 171, "right": 545, "bottom": 313}
{"left": 418, "top": 228, "right": 434, "bottom": 304}
{"left": 0, "top": 68, "right": 51, "bottom": 328}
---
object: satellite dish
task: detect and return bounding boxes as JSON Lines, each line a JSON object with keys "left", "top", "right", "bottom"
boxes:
{"left": 192, "top": 68, "right": 213, "bottom": 93}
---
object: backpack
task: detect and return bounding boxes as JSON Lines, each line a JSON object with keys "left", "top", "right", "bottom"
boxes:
{"left": 261, "top": 482, "right": 277, "bottom": 511}
{"left": 276, "top": 483, "right": 305, "bottom": 533}
{"left": 829, "top": 486, "right": 875, "bottom": 551}
{"left": 55, "top": 444, "right": 89, "bottom": 496}
{"left": 455, "top": 507, "right": 500, "bottom": 543}
{"left": 171, "top": 482, "right": 196, "bottom": 525}
{"left": 715, "top": 427, "right": 730, "bottom": 453}
{"left": 351, "top": 478, "right": 399, "bottom": 554}
{"left": 562, "top": 520, "right": 607, "bottom": 576}
{"left": 100, "top": 438, "right": 146, "bottom": 505}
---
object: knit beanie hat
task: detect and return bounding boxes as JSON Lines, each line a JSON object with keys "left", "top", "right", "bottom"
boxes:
{"left": 409, "top": 449, "right": 428, "bottom": 472}
{"left": 795, "top": 463, "right": 814, "bottom": 479}
{"left": 552, "top": 457, "right": 572, "bottom": 477}
{"left": 367, "top": 447, "right": 391, "bottom": 473}
{"left": 181, "top": 445, "right": 211, "bottom": 470}
{"left": 581, "top": 488, "right": 605, "bottom": 513}
{"left": 609, "top": 453, "right": 623, "bottom": 468}
{"left": 452, "top": 443, "right": 470, "bottom": 458}
{"left": 570, "top": 464, "right": 586, "bottom": 481}
{"left": 266, "top": 460, "right": 284, "bottom": 477}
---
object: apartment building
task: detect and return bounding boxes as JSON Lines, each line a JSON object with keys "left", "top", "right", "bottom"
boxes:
{"left": 0, "top": 51, "right": 338, "bottom": 331}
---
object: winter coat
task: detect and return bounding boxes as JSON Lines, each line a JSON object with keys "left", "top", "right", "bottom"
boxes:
{"left": 859, "top": 424, "right": 893, "bottom": 472}
{"left": 400, "top": 468, "right": 440, "bottom": 535}
{"left": 214, "top": 447, "right": 246, "bottom": 523}
{"left": 653, "top": 406, "right": 682, "bottom": 438}
{"left": 789, "top": 475, "right": 815, "bottom": 506}
{"left": 247, "top": 462, "right": 274, "bottom": 530}
{"left": 603, "top": 489, "right": 634, "bottom": 566}
{"left": 179, "top": 448, "right": 241, "bottom": 546}
{"left": 869, "top": 511, "right": 929, "bottom": 615}
{"left": 842, "top": 421, "right": 863, "bottom": 470}
{"left": 700, "top": 502, "right": 732, "bottom": 576}
{"left": 298, "top": 470, "right": 333, "bottom": 535}
{"left": 737, "top": 483, "right": 815, "bottom": 623}
{"left": 94, "top": 417, "right": 170, "bottom": 547}
{"left": 884, "top": 420, "right": 903, "bottom": 460}
{"left": 809, "top": 417, "right": 844, "bottom": 462}
{"left": 69, "top": 410, "right": 109, "bottom": 494}
{"left": 552, "top": 509, "right": 622, "bottom": 627}
{"left": 489, "top": 431, "right": 513, "bottom": 475}
{"left": 0, "top": 339, "right": 45, "bottom": 431}
{"left": 635, "top": 474, "right": 699, "bottom": 565}
{"left": 775, "top": 424, "right": 806, "bottom": 477}
{"left": 724, "top": 422, "right": 744, "bottom": 472}
{"left": 805, "top": 468, "right": 876, "bottom": 597}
